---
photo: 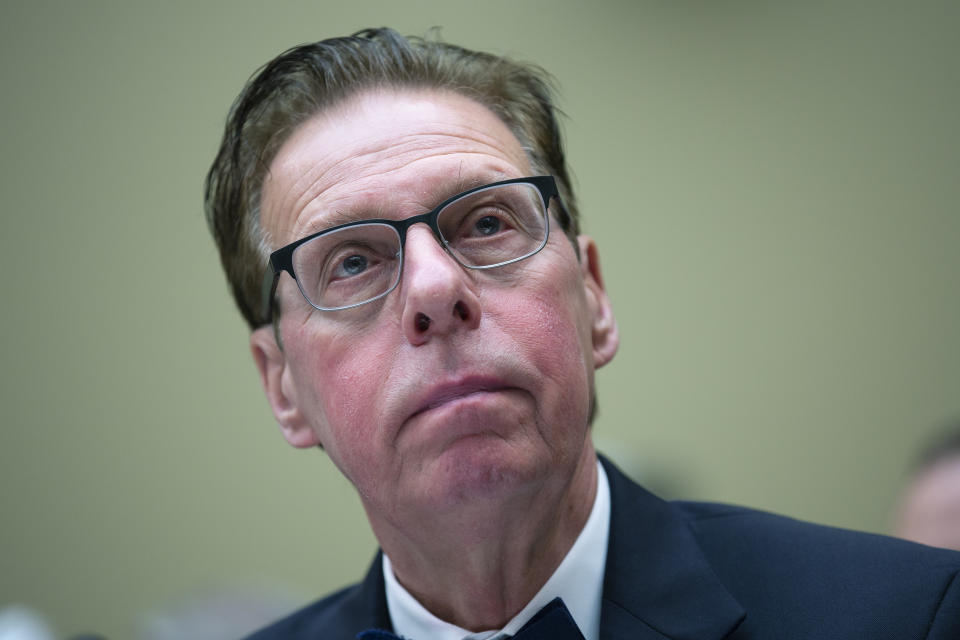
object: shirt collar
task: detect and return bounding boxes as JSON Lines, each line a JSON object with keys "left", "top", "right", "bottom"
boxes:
{"left": 383, "top": 459, "right": 611, "bottom": 640}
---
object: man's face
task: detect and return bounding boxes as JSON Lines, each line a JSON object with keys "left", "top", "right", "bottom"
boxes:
{"left": 251, "top": 88, "right": 618, "bottom": 530}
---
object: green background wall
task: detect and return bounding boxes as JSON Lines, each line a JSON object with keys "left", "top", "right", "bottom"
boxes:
{"left": 2, "top": 1, "right": 958, "bottom": 637}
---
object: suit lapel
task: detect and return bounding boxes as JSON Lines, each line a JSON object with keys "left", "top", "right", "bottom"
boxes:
{"left": 599, "top": 457, "right": 745, "bottom": 640}
{"left": 333, "top": 552, "right": 394, "bottom": 637}
{"left": 364, "top": 553, "right": 394, "bottom": 630}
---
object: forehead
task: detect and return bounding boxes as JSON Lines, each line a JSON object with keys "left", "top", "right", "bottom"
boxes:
{"left": 260, "top": 88, "right": 533, "bottom": 245}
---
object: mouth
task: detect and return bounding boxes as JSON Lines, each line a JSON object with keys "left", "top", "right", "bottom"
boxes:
{"left": 410, "top": 377, "right": 513, "bottom": 419}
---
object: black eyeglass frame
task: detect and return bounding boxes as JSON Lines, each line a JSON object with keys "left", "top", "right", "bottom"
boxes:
{"left": 260, "top": 175, "right": 562, "bottom": 323}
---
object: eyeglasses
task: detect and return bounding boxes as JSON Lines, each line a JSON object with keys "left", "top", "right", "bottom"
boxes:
{"left": 261, "top": 175, "right": 561, "bottom": 320}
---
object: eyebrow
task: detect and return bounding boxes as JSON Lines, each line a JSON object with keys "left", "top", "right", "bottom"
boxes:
{"left": 299, "top": 173, "right": 506, "bottom": 236}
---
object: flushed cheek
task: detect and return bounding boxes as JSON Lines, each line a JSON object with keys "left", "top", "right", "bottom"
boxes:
{"left": 316, "top": 381, "right": 397, "bottom": 499}
{"left": 498, "top": 288, "right": 593, "bottom": 426}
{"left": 524, "top": 264, "right": 593, "bottom": 363}
{"left": 322, "top": 362, "right": 388, "bottom": 435}
{"left": 286, "top": 328, "right": 394, "bottom": 476}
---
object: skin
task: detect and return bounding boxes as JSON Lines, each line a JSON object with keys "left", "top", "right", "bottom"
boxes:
{"left": 250, "top": 88, "right": 619, "bottom": 630}
{"left": 895, "top": 454, "right": 960, "bottom": 551}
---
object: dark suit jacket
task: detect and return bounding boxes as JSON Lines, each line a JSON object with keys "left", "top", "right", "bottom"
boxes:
{"left": 247, "top": 457, "right": 960, "bottom": 639}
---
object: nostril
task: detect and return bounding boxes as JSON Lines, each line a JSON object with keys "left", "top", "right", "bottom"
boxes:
{"left": 415, "top": 313, "right": 431, "bottom": 332}
{"left": 453, "top": 300, "right": 469, "bottom": 321}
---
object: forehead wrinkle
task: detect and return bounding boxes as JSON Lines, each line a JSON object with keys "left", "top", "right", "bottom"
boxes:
{"left": 263, "top": 92, "right": 532, "bottom": 245}
{"left": 282, "top": 145, "right": 524, "bottom": 240}
{"left": 325, "top": 125, "right": 525, "bottom": 184}
{"left": 280, "top": 109, "right": 524, "bottom": 189}
{"left": 296, "top": 153, "right": 519, "bottom": 236}
{"left": 262, "top": 156, "right": 338, "bottom": 248}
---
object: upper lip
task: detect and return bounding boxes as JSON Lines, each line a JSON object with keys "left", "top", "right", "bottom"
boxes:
{"left": 410, "top": 376, "right": 512, "bottom": 418}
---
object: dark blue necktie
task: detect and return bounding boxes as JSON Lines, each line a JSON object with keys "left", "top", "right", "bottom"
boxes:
{"left": 358, "top": 597, "right": 586, "bottom": 639}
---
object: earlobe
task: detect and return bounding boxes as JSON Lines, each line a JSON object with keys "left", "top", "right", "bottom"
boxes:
{"left": 578, "top": 236, "right": 620, "bottom": 369}
{"left": 250, "top": 326, "right": 321, "bottom": 448}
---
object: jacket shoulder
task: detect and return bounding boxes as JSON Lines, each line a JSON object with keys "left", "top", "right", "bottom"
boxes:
{"left": 243, "top": 583, "right": 364, "bottom": 640}
{"left": 601, "top": 455, "right": 960, "bottom": 637}
{"left": 243, "top": 554, "right": 388, "bottom": 640}
{"left": 675, "top": 500, "right": 960, "bottom": 638}
{"left": 675, "top": 498, "right": 960, "bottom": 574}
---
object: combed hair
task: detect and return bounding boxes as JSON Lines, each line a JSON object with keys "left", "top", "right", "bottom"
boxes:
{"left": 204, "top": 27, "right": 580, "bottom": 328}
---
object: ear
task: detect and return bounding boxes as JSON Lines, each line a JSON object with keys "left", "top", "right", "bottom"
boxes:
{"left": 250, "top": 326, "right": 321, "bottom": 448}
{"left": 578, "top": 235, "right": 619, "bottom": 369}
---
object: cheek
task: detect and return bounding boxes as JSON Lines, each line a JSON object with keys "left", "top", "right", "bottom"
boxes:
{"left": 284, "top": 322, "right": 395, "bottom": 473}
{"left": 518, "top": 296, "right": 585, "bottom": 367}
{"left": 497, "top": 272, "right": 595, "bottom": 420}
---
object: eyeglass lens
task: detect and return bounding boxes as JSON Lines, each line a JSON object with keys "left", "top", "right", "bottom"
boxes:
{"left": 290, "top": 182, "right": 548, "bottom": 310}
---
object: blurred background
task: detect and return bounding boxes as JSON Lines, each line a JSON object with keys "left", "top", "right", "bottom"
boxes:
{"left": 1, "top": 1, "right": 958, "bottom": 637}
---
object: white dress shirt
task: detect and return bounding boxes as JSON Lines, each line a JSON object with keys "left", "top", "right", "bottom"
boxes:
{"left": 383, "top": 460, "right": 611, "bottom": 640}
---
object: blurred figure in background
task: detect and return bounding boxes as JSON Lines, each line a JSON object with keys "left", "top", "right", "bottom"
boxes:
{"left": 0, "top": 606, "right": 102, "bottom": 640}
{"left": 0, "top": 605, "right": 55, "bottom": 640}
{"left": 895, "top": 421, "right": 960, "bottom": 551}
{"left": 136, "top": 585, "right": 300, "bottom": 640}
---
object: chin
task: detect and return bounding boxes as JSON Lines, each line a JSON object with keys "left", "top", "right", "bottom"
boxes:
{"left": 426, "top": 436, "right": 549, "bottom": 506}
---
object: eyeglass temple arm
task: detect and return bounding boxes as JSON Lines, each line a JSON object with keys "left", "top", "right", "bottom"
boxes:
{"left": 259, "top": 265, "right": 281, "bottom": 328}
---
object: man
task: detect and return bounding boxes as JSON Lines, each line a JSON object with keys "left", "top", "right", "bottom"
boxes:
{"left": 205, "top": 28, "right": 960, "bottom": 639}
{"left": 896, "top": 424, "right": 960, "bottom": 551}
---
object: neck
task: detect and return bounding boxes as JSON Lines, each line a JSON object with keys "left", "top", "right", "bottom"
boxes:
{"left": 368, "top": 442, "right": 598, "bottom": 631}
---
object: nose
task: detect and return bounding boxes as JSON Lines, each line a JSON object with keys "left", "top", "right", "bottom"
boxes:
{"left": 399, "top": 224, "right": 481, "bottom": 346}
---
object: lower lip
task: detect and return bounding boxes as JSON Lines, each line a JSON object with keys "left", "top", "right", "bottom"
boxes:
{"left": 420, "top": 388, "right": 506, "bottom": 415}
{"left": 409, "top": 388, "right": 521, "bottom": 430}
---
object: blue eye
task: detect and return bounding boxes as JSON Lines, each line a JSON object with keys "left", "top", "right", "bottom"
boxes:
{"left": 340, "top": 254, "right": 368, "bottom": 275}
{"left": 474, "top": 215, "right": 502, "bottom": 236}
